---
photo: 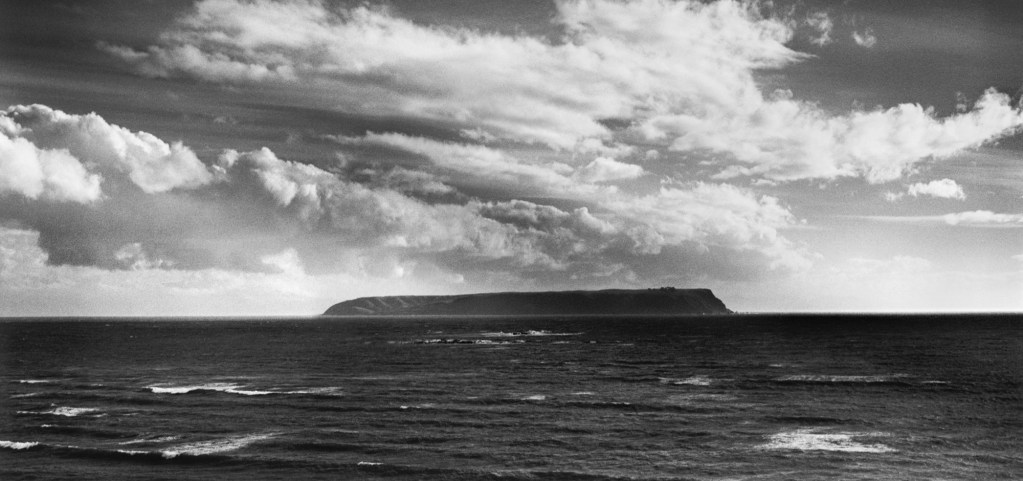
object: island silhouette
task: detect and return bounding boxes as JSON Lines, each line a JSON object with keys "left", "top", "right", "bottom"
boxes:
{"left": 323, "top": 288, "right": 731, "bottom": 316}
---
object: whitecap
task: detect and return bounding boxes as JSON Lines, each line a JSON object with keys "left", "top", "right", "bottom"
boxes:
{"left": 763, "top": 428, "right": 895, "bottom": 453}
{"left": 570, "top": 391, "right": 595, "bottom": 396}
{"left": 11, "top": 392, "right": 41, "bottom": 398}
{"left": 399, "top": 403, "right": 436, "bottom": 410}
{"left": 148, "top": 383, "right": 273, "bottom": 396}
{"left": 118, "top": 435, "right": 180, "bottom": 445}
{"left": 775, "top": 374, "right": 908, "bottom": 383}
{"left": 661, "top": 376, "right": 713, "bottom": 386}
{"left": 522, "top": 395, "right": 546, "bottom": 401}
{"left": 17, "top": 379, "right": 52, "bottom": 384}
{"left": 160, "top": 433, "right": 277, "bottom": 459}
{"left": 357, "top": 461, "right": 382, "bottom": 466}
{"left": 478, "top": 330, "right": 582, "bottom": 338}
{"left": 285, "top": 387, "right": 344, "bottom": 396}
{"left": 0, "top": 440, "right": 39, "bottom": 450}
{"left": 18, "top": 407, "right": 99, "bottom": 417}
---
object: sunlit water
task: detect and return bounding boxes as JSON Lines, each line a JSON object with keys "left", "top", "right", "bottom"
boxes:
{"left": 1, "top": 315, "right": 1020, "bottom": 480}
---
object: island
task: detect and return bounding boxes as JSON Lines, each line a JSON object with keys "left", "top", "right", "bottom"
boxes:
{"left": 322, "top": 288, "right": 731, "bottom": 316}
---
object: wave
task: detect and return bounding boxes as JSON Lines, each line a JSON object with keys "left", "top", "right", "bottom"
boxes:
{"left": 17, "top": 406, "right": 101, "bottom": 417}
{"left": 147, "top": 383, "right": 273, "bottom": 396}
{"left": 147, "top": 383, "right": 343, "bottom": 397}
{"left": 118, "top": 435, "right": 181, "bottom": 445}
{"left": 17, "top": 379, "right": 53, "bottom": 384}
{"left": 41, "top": 424, "right": 137, "bottom": 439}
{"left": 763, "top": 428, "right": 895, "bottom": 453}
{"left": 774, "top": 374, "right": 910, "bottom": 384}
{"left": 659, "top": 376, "right": 713, "bottom": 386}
{"left": 478, "top": 330, "right": 583, "bottom": 337}
{"left": 10, "top": 392, "right": 42, "bottom": 398}
{"left": 0, "top": 440, "right": 40, "bottom": 450}
{"left": 285, "top": 386, "right": 344, "bottom": 397}
{"left": 160, "top": 433, "right": 278, "bottom": 459}
{"left": 0, "top": 434, "right": 276, "bottom": 465}
{"left": 406, "top": 338, "right": 524, "bottom": 345}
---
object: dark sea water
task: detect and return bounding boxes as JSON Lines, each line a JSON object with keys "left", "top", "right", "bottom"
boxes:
{"left": 1, "top": 314, "right": 1021, "bottom": 480}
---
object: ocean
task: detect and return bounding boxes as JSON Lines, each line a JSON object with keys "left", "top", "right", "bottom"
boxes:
{"left": 1, "top": 314, "right": 1020, "bottom": 480}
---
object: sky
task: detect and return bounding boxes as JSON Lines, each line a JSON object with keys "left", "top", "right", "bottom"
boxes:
{"left": 0, "top": 0, "right": 1021, "bottom": 315}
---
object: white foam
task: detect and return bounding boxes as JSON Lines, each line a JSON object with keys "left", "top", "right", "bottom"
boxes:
{"left": 18, "top": 407, "right": 99, "bottom": 417}
{"left": 522, "top": 395, "right": 546, "bottom": 401}
{"left": 118, "top": 435, "right": 180, "bottom": 445}
{"left": 571, "top": 391, "right": 595, "bottom": 396}
{"left": 763, "top": 429, "right": 894, "bottom": 453}
{"left": 775, "top": 374, "right": 908, "bottom": 383}
{"left": 286, "top": 386, "right": 344, "bottom": 396}
{"left": 478, "top": 330, "right": 581, "bottom": 337}
{"left": 148, "top": 383, "right": 273, "bottom": 396}
{"left": 160, "top": 433, "right": 277, "bottom": 459}
{"left": 0, "top": 440, "right": 39, "bottom": 450}
{"left": 11, "top": 392, "right": 41, "bottom": 398}
{"left": 661, "top": 376, "right": 713, "bottom": 386}
{"left": 358, "top": 461, "right": 382, "bottom": 466}
{"left": 115, "top": 449, "right": 149, "bottom": 455}
{"left": 18, "top": 379, "right": 52, "bottom": 384}
{"left": 399, "top": 403, "right": 436, "bottom": 410}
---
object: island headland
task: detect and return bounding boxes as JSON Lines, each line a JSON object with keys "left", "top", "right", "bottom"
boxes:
{"left": 323, "top": 288, "right": 731, "bottom": 316}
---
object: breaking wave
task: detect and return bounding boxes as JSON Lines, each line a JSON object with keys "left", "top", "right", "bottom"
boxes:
{"left": 774, "top": 374, "right": 910, "bottom": 383}
{"left": 763, "top": 428, "right": 895, "bottom": 453}
{"left": 478, "top": 330, "right": 582, "bottom": 337}
{"left": 147, "top": 383, "right": 343, "bottom": 397}
{"left": 148, "top": 383, "right": 274, "bottom": 396}
{"left": 660, "top": 376, "right": 713, "bottom": 386}
{"left": 17, "top": 406, "right": 101, "bottom": 417}
{"left": 160, "top": 433, "right": 278, "bottom": 458}
{"left": 0, "top": 440, "right": 40, "bottom": 450}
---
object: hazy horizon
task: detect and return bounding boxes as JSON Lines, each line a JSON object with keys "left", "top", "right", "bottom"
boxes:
{"left": 2, "top": 0, "right": 1022, "bottom": 316}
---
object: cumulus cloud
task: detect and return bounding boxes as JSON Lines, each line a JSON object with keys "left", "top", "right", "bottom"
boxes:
{"left": 0, "top": 126, "right": 102, "bottom": 203}
{"left": 907, "top": 178, "right": 966, "bottom": 200}
{"left": 0, "top": 104, "right": 814, "bottom": 299}
{"left": 852, "top": 28, "right": 877, "bottom": 48}
{"left": 805, "top": 12, "right": 834, "bottom": 47}
{"left": 3, "top": 105, "right": 211, "bottom": 193}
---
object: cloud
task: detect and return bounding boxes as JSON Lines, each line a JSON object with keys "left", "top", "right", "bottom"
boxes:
{"left": 907, "top": 178, "right": 966, "bottom": 200}
{"left": 0, "top": 104, "right": 814, "bottom": 303}
{"left": 573, "top": 157, "right": 645, "bottom": 183}
{"left": 942, "top": 211, "right": 1023, "bottom": 226}
{"left": 852, "top": 28, "right": 877, "bottom": 48}
{"left": 805, "top": 12, "right": 834, "bottom": 47}
{"left": 102, "top": 0, "right": 806, "bottom": 150}
{"left": 862, "top": 210, "right": 1023, "bottom": 227}
{"left": 651, "top": 88, "right": 1023, "bottom": 183}
{"left": 0, "top": 124, "right": 102, "bottom": 203}
{"left": 343, "top": 132, "right": 600, "bottom": 196}
{"left": 102, "top": 1, "right": 1023, "bottom": 186}
{"left": 3, "top": 105, "right": 211, "bottom": 194}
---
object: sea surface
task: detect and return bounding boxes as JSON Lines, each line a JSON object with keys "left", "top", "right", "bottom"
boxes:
{"left": 1, "top": 314, "right": 1020, "bottom": 480}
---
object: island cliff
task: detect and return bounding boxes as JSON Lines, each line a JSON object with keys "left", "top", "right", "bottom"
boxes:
{"left": 323, "top": 288, "right": 731, "bottom": 316}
